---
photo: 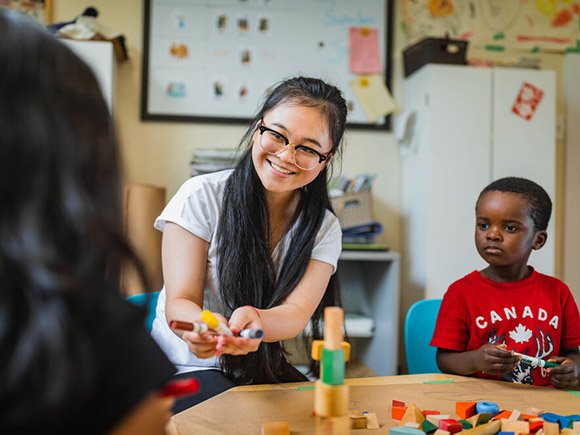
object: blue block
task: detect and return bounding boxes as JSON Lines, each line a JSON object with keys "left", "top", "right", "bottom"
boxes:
{"left": 476, "top": 401, "right": 499, "bottom": 417}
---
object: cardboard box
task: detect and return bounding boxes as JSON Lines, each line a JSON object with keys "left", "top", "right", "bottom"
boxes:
{"left": 403, "top": 37, "right": 468, "bottom": 77}
{"left": 121, "top": 184, "right": 166, "bottom": 296}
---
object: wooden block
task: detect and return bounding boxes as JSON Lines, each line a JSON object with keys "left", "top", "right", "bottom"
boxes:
{"left": 321, "top": 348, "right": 345, "bottom": 386}
{"left": 535, "top": 429, "right": 545, "bottom": 435}
{"left": 433, "top": 430, "right": 451, "bottom": 435}
{"left": 423, "top": 418, "right": 439, "bottom": 433}
{"left": 439, "top": 419, "right": 463, "bottom": 434}
{"left": 427, "top": 415, "right": 451, "bottom": 425}
{"left": 525, "top": 408, "right": 545, "bottom": 417}
{"left": 468, "top": 413, "right": 492, "bottom": 428}
{"left": 393, "top": 400, "right": 406, "bottom": 407}
{"left": 312, "top": 340, "right": 324, "bottom": 361}
{"left": 493, "top": 411, "right": 512, "bottom": 421}
{"left": 261, "top": 421, "right": 290, "bottom": 435}
{"left": 393, "top": 406, "right": 408, "bottom": 420}
{"left": 350, "top": 410, "right": 367, "bottom": 429}
{"left": 561, "top": 429, "right": 580, "bottom": 435}
{"left": 391, "top": 428, "right": 428, "bottom": 435}
{"left": 529, "top": 421, "right": 544, "bottom": 433}
{"left": 315, "top": 415, "right": 350, "bottom": 435}
{"left": 497, "top": 432, "right": 514, "bottom": 435}
{"left": 459, "top": 420, "right": 502, "bottom": 435}
{"left": 457, "top": 402, "right": 478, "bottom": 419}
{"left": 405, "top": 422, "right": 421, "bottom": 429}
{"left": 500, "top": 419, "right": 530, "bottom": 434}
{"left": 575, "top": 422, "right": 580, "bottom": 431}
{"left": 324, "top": 307, "right": 344, "bottom": 350}
{"left": 424, "top": 411, "right": 442, "bottom": 416}
{"left": 508, "top": 410, "right": 522, "bottom": 422}
{"left": 543, "top": 422, "right": 560, "bottom": 435}
{"left": 314, "top": 380, "right": 349, "bottom": 418}
{"left": 459, "top": 420, "right": 473, "bottom": 430}
{"left": 363, "top": 412, "right": 380, "bottom": 430}
{"left": 400, "top": 402, "right": 425, "bottom": 427}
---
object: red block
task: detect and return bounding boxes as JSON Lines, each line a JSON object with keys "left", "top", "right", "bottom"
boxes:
{"left": 456, "top": 402, "right": 477, "bottom": 419}
{"left": 530, "top": 421, "right": 544, "bottom": 433}
{"left": 393, "top": 400, "right": 406, "bottom": 407}
{"left": 439, "top": 419, "right": 463, "bottom": 434}
{"left": 423, "top": 410, "right": 441, "bottom": 416}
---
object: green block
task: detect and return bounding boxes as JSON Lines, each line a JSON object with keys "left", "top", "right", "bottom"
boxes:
{"left": 422, "top": 419, "right": 438, "bottom": 433}
{"left": 459, "top": 420, "right": 473, "bottom": 429}
{"left": 321, "top": 347, "right": 345, "bottom": 386}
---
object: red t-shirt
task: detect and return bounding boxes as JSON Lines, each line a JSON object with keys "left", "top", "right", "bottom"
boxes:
{"left": 431, "top": 268, "right": 580, "bottom": 386}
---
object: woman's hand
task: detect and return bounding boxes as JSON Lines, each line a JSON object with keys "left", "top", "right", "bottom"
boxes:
{"left": 472, "top": 343, "right": 520, "bottom": 375}
{"left": 180, "top": 312, "right": 229, "bottom": 359}
{"left": 547, "top": 355, "right": 580, "bottom": 390}
{"left": 214, "top": 306, "right": 263, "bottom": 356}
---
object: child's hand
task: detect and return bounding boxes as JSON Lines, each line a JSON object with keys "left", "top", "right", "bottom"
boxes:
{"left": 546, "top": 356, "right": 580, "bottom": 390}
{"left": 214, "top": 306, "right": 263, "bottom": 356}
{"left": 473, "top": 343, "right": 520, "bottom": 374}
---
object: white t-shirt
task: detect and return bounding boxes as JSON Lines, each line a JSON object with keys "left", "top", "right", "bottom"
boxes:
{"left": 151, "top": 170, "right": 342, "bottom": 374}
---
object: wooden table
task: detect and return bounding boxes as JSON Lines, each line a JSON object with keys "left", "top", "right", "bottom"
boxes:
{"left": 170, "top": 373, "right": 580, "bottom": 434}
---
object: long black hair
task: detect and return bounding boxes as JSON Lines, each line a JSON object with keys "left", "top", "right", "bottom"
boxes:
{"left": 216, "top": 77, "right": 348, "bottom": 384}
{"left": 0, "top": 10, "right": 148, "bottom": 429}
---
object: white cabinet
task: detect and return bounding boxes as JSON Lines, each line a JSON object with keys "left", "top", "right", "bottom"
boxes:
{"left": 61, "top": 39, "right": 115, "bottom": 112}
{"left": 338, "top": 250, "right": 400, "bottom": 376}
{"left": 401, "top": 65, "right": 556, "bottom": 300}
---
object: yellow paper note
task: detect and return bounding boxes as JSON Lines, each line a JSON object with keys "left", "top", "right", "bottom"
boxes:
{"left": 350, "top": 74, "right": 398, "bottom": 123}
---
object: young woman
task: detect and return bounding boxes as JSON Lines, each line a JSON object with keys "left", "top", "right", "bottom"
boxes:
{"left": 151, "top": 76, "right": 348, "bottom": 411}
{"left": 0, "top": 10, "right": 176, "bottom": 433}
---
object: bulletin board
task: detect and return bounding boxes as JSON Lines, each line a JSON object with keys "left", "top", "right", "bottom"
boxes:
{"left": 141, "top": 0, "right": 394, "bottom": 130}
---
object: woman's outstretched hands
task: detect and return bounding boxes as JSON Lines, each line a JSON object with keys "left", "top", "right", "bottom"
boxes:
{"left": 181, "top": 307, "right": 263, "bottom": 358}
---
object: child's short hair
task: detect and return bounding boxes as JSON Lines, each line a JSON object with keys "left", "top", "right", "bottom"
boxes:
{"left": 477, "top": 177, "right": 552, "bottom": 232}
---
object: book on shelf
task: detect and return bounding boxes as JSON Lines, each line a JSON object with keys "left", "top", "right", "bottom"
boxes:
{"left": 190, "top": 148, "right": 244, "bottom": 177}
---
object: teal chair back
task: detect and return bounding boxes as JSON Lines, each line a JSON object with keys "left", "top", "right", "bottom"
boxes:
{"left": 405, "top": 298, "right": 442, "bottom": 374}
{"left": 127, "top": 291, "right": 160, "bottom": 332}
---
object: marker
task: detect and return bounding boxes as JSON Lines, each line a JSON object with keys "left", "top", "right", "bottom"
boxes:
{"left": 169, "top": 320, "right": 209, "bottom": 334}
{"left": 161, "top": 378, "right": 200, "bottom": 397}
{"left": 513, "top": 352, "right": 560, "bottom": 368}
{"left": 239, "top": 328, "right": 265, "bottom": 339}
{"left": 201, "top": 310, "right": 234, "bottom": 336}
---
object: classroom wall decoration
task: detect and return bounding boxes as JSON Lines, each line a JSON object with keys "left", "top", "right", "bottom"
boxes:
{"left": 402, "top": 0, "right": 580, "bottom": 53}
{"left": 141, "top": 0, "right": 394, "bottom": 129}
{"left": 0, "top": 0, "right": 51, "bottom": 25}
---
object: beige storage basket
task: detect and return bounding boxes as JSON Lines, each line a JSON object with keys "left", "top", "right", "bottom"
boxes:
{"left": 330, "top": 191, "right": 374, "bottom": 228}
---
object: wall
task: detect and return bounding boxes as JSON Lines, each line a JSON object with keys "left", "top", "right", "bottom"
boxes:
{"left": 52, "top": 0, "right": 403, "bottom": 256}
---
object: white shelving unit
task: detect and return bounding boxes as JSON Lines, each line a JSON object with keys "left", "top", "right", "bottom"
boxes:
{"left": 338, "top": 250, "right": 400, "bottom": 376}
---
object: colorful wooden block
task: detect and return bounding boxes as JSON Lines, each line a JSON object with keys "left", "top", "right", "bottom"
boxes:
{"left": 492, "top": 411, "right": 512, "bottom": 421}
{"left": 500, "top": 419, "right": 530, "bottom": 434}
{"left": 476, "top": 401, "right": 500, "bottom": 417}
{"left": 424, "top": 411, "right": 442, "bottom": 417}
{"left": 404, "top": 422, "right": 421, "bottom": 429}
{"left": 467, "top": 413, "right": 492, "bottom": 428}
{"left": 423, "top": 418, "right": 439, "bottom": 434}
{"left": 315, "top": 415, "right": 350, "bottom": 434}
{"left": 363, "top": 412, "right": 380, "bottom": 430}
{"left": 350, "top": 410, "right": 367, "bottom": 429}
{"left": 391, "top": 427, "right": 427, "bottom": 435}
{"left": 498, "top": 432, "right": 515, "bottom": 435}
{"left": 543, "top": 421, "right": 560, "bottom": 435}
{"left": 392, "top": 406, "right": 408, "bottom": 420}
{"left": 459, "top": 419, "right": 473, "bottom": 430}
{"left": 321, "top": 347, "right": 345, "bottom": 385}
{"left": 313, "top": 380, "right": 348, "bottom": 418}
{"left": 439, "top": 419, "right": 463, "bottom": 434}
{"left": 456, "top": 402, "right": 478, "bottom": 419}
{"left": 530, "top": 421, "right": 544, "bottom": 433}
{"left": 508, "top": 410, "right": 522, "bottom": 421}
{"left": 525, "top": 408, "right": 545, "bottom": 417}
{"left": 311, "top": 340, "right": 350, "bottom": 361}
{"left": 433, "top": 430, "right": 451, "bottom": 435}
{"left": 400, "top": 402, "right": 425, "bottom": 427}
{"left": 261, "top": 421, "right": 290, "bottom": 435}
{"left": 460, "top": 420, "right": 501, "bottom": 435}
{"left": 393, "top": 400, "right": 406, "bottom": 407}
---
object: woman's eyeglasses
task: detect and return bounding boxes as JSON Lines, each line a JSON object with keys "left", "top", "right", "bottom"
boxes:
{"left": 258, "top": 123, "right": 330, "bottom": 171}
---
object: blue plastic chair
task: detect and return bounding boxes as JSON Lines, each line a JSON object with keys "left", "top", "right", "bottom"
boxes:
{"left": 127, "top": 291, "right": 160, "bottom": 332}
{"left": 404, "top": 298, "right": 443, "bottom": 374}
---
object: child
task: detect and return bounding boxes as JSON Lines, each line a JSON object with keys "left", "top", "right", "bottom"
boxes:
{"left": 431, "top": 177, "right": 580, "bottom": 389}
{"left": 0, "top": 10, "right": 176, "bottom": 433}
{"left": 151, "top": 76, "right": 347, "bottom": 411}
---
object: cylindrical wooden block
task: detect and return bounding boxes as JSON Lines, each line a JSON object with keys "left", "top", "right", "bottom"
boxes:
{"left": 315, "top": 415, "right": 350, "bottom": 435}
{"left": 323, "top": 307, "right": 344, "bottom": 350}
{"left": 314, "top": 380, "right": 348, "bottom": 418}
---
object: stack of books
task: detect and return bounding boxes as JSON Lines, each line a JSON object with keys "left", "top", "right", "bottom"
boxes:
{"left": 190, "top": 148, "right": 244, "bottom": 177}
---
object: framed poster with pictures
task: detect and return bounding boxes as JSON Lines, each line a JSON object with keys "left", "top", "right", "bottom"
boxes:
{"left": 0, "top": 0, "right": 51, "bottom": 25}
{"left": 141, "top": 0, "right": 393, "bottom": 130}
